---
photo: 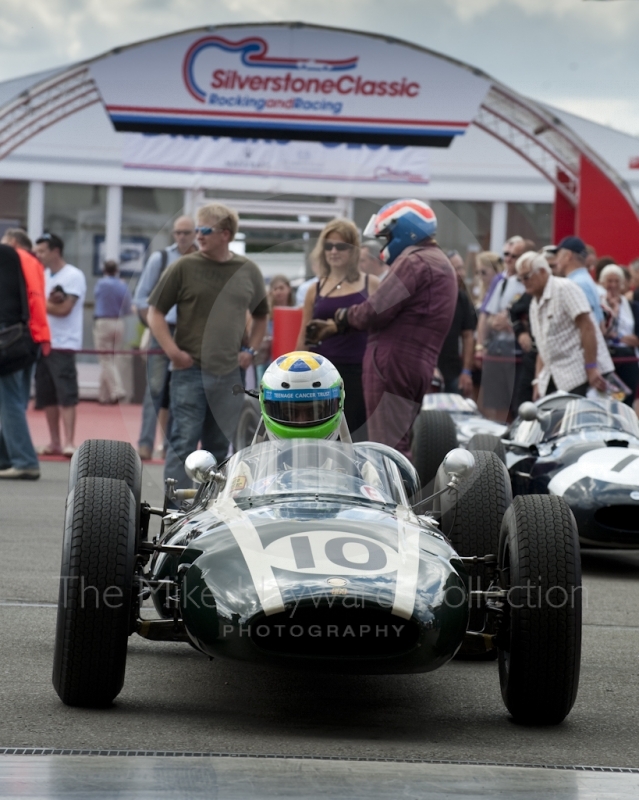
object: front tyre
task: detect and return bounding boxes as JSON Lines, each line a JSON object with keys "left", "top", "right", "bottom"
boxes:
{"left": 52, "top": 477, "right": 137, "bottom": 708}
{"left": 498, "top": 494, "right": 582, "bottom": 725}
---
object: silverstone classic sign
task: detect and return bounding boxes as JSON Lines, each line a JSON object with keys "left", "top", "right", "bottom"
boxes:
{"left": 89, "top": 24, "right": 491, "bottom": 146}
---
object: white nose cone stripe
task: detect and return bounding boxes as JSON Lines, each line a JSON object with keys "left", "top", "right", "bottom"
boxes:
{"left": 391, "top": 506, "right": 421, "bottom": 620}
{"left": 208, "top": 500, "right": 423, "bottom": 621}
{"left": 210, "top": 498, "right": 286, "bottom": 616}
{"left": 548, "top": 447, "right": 639, "bottom": 497}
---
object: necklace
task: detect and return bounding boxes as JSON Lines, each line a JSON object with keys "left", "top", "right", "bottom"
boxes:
{"left": 322, "top": 279, "right": 343, "bottom": 298}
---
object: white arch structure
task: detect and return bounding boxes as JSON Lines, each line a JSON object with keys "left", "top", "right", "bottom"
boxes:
{"left": 0, "top": 24, "right": 637, "bottom": 259}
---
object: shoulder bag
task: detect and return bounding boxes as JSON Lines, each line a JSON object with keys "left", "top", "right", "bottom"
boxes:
{"left": 0, "top": 265, "right": 39, "bottom": 376}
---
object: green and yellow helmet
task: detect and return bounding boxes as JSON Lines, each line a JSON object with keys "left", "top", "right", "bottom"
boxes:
{"left": 260, "top": 351, "right": 345, "bottom": 440}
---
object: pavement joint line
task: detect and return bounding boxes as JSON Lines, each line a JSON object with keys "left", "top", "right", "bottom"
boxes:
{"left": 584, "top": 622, "right": 639, "bottom": 630}
{"left": 1, "top": 749, "right": 639, "bottom": 772}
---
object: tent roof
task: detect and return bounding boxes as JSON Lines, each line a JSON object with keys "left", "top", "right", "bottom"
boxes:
{"left": 0, "top": 23, "right": 637, "bottom": 205}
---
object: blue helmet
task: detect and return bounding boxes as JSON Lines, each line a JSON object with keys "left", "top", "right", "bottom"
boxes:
{"left": 363, "top": 199, "right": 437, "bottom": 265}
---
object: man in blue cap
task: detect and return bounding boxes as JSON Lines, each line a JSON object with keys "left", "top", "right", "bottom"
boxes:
{"left": 554, "top": 236, "right": 604, "bottom": 327}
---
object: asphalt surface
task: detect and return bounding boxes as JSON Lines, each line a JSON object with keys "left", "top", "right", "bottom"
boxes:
{"left": 2, "top": 461, "right": 639, "bottom": 768}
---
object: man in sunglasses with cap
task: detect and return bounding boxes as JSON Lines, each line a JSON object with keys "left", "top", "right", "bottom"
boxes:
{"left": 148, "top": 203, "right": 268, "bottom": 489}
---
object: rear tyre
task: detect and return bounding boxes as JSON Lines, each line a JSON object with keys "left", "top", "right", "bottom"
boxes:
{"left": 411, "top": 410, "right": 458, "bottom": 492}
{"left": 435, "top": 450, "right": 512, "bottom": 639}
{"left": 467, "top": 433, "right": 506, "bottom": 465}
{"left": 52, "top": 477, "right": 137, "bottom": 708}
{"left": 498, "top": 494, "right": 582, "bottom": 725}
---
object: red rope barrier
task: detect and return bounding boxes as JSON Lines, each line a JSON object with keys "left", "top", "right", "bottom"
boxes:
{"left": 73, "top": 349, "right": 165, "bottom": 356}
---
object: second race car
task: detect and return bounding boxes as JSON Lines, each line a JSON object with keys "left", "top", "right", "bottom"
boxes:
{"left": 414, "top": 391, "right": 639, "bottom": 548}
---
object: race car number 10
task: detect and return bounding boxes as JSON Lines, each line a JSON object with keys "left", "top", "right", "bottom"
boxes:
{"left": 264, "top": 531, "right": 400, "bottom": 576}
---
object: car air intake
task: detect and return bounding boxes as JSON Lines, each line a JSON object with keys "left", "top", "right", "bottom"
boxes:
{"left": 249, "top": 606, "right": 419, "bottom": 658}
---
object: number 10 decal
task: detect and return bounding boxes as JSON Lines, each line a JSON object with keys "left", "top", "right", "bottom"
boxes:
{"left": 265, "top": 531, "right": 400, "bottom": 576}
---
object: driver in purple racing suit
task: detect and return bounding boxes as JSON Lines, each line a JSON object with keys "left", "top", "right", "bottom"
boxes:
{"left": 305, "top": 199, "right": 457, "bottom": 458}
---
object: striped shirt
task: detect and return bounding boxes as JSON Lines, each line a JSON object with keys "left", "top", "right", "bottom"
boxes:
{"left": 529, "top": 275, "right": 614, "bottom": 395}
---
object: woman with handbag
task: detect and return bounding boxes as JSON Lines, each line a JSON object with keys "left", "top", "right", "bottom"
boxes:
{"left": 600, "top": 264, "right": 639, "bottom": 406}
{"left": 296, "top": 219, "right": 380, "bottom": 441}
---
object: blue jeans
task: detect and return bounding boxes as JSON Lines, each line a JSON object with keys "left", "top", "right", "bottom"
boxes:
{"left": 138, "top": 382, "right": 158, "bottom": 450}
{"left": 138, "top": 335, "right": 171, "bottom": 450}
{"left": 164, "top": 365, "right": 243, "bottom": 489}
{"left": 0, "top": 365, "right": 39, "bottom": 470}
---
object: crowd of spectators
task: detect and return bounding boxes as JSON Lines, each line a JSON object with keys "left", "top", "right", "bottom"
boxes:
{"left": 1, "top": 198, "right": 639, "bottom": 481}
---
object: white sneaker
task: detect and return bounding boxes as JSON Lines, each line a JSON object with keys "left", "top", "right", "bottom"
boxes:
{"left": 0, "top": 467, "right": 40, "bottom": 480}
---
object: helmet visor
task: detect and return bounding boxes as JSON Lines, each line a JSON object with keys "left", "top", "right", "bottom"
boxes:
{"left": 262, "top": 387, "right": 341, "bottom": 429}
{"left": 363, "top": 213, "right": 378, "bottom": 238}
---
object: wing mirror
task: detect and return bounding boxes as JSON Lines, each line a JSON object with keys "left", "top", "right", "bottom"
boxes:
{"left": 442, "top": 448, "right": 475, "bottom": 481}
{"left": 518, "top": 401, "right": 539, "bottom": 422}
{"left": 412, "top": 448, "right": 475, "bottom": 512}
{"left": 185, "top": 450, "right": 220, "bottom": 484}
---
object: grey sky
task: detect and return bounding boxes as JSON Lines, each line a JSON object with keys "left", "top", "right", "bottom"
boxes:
{"left": 2, "top": 0, "right": 638, "bottom": 135}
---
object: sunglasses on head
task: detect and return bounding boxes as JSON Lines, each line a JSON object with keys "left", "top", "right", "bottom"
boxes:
{"left": 324, "top": 242, "right": 350, "bottom": 252}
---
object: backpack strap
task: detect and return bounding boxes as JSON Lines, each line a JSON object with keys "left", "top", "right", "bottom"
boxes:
{"left": 158, "top": 247, "right": 169, "bottom": 277}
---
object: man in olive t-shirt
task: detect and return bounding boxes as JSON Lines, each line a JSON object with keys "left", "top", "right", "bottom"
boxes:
{"left": 148, "top": 203, "right": 268, "bottom": 488}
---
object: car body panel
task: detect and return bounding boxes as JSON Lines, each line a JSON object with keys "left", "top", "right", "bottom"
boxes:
{"left": 420, "top": 393, "right": 507, "bottom": 446}
{"left": 149, "top": 439, "right": 469, "bottom": 673}
{"left": 427, "top": 392, "right": 639, "bottom": 548}
{"left": 505, "top": 395, "right": 639, "bottom": 547}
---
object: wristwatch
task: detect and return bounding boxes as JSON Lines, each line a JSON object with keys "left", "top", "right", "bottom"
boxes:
{"left": 242, "top": 346, "right": 258, "bottom": 358}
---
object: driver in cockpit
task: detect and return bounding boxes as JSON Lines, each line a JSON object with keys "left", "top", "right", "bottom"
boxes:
{"left": 228, "top": 352, "right": 384, "bottom": 496}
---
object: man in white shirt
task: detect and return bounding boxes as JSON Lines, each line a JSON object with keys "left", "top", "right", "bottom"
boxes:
{"left": 33, "top": 233, "right": 86, "bottom": 456}
{"left": 516, "top": 252, "right": 612, "bottom": 399}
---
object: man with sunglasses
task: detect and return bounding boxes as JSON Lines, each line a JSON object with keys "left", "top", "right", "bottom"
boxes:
{"left": 516, "top": 252, "right": 612, "bottom": 399}
{"left": 148, "top": 203, "right": 268, "bottom": 489}
{"left": 134, "top": 216, "right": 197, "bottom": 460}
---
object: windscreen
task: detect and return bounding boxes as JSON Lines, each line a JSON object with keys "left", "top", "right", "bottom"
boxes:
{"left": 220, "top": 440, "right": 404, "bottom": 506}
{"left": 555, "top": 398, "right": 639, "bottom": 438}
{"left": 511, "top": 395, "right": 639, "bottom": 446}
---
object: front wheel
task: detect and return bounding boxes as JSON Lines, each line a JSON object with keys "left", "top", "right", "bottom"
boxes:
{"left": 497, "top": 494, "right": 582, "bottom": 725}
{"left": 52, "top": 477, "right": 137, "bottom": 707}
